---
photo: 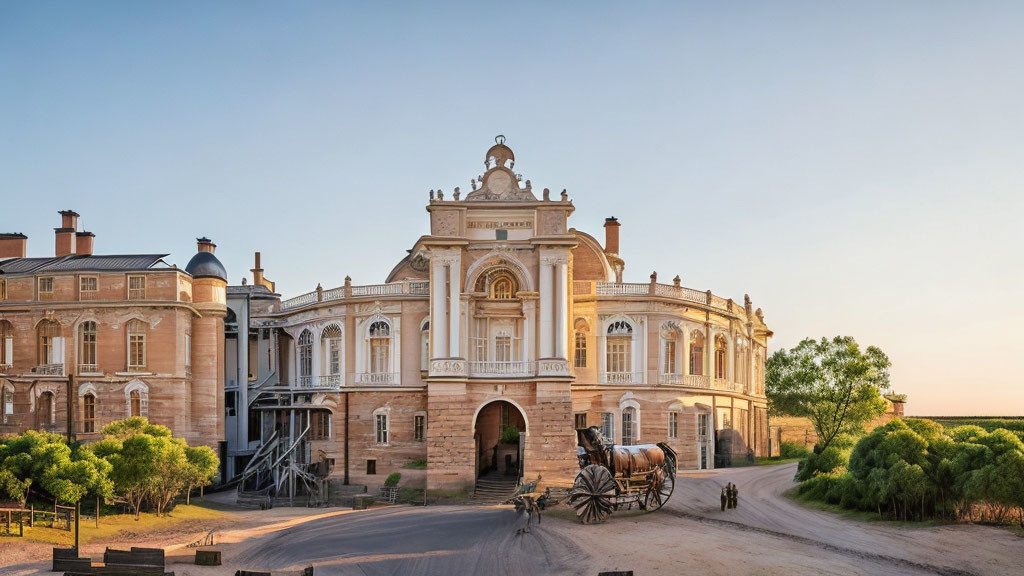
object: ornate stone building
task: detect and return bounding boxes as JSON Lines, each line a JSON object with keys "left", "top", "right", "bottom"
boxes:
{"left": 228, "top": 138, "right": 772, "bottom": 492}
{"left": 0, "top": 210, "right": 228, "bottom": 452}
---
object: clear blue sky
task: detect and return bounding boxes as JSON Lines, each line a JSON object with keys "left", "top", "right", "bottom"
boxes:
{"left": 2, "top": 2, "right": 1022, "bottom": 415}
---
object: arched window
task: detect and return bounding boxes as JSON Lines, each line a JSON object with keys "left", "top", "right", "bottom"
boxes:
{"left": 126, "top": 320, "right": 146, "bottom": 371}
{"left": 79, "top": 321, "right": 97, "bottom": 373}
{"left": 715, "top": 335, "right": 727, "bottom": 379}
{"left": 476, "top": 269, "right": 519, "bottom": 300}
{"left": 321, "top": 325, "right": 342, "bottom": 378}
{"left": 83, "top": 393, "right": 96, "bottom": 433}
{"left": 2, "top": 382, "right": 13, "bottom": 424}
{"left": 37, "top": 320, "right": 63, "bottom": 370}
{"left": 622, "top": 406, "right": 637, "bottom": 446}
{"left": 124, "top": 380, "right": 148, "bottom": 417}
{"left": 574, "top": 319, "right": 589, "bottom": 368}
{"left": 369, "top": 321, "right": 390, "bottom": 374}
{"left": 420, "top": 320, "right": 430, "bottom": 371}
{"left": 689, "top": 331, "right": 704, "bottom": 376}
{"left": 297, "top": 329, "right": 313, "bottom": 385}
{"left": 0, "top": 320, "right": 13, "bottom": 370}
{"left": 129, "top": 390, "right": 141, "bottom": 417}
{"left": 662, "top": 328, "right": 679, "bottom": 374}
{"left": 37, "top": 390, "right": 55, "bottom": 426}
{"left": 606, "top": 321, "right": 633, "bottom": 379}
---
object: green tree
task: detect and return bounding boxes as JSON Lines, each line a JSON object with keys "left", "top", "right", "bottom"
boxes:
{"left": 766, "top": 336, "right": 890, "bottom": 451}
{"left": 183, "top": 445, "right": 219, "bottom": 505}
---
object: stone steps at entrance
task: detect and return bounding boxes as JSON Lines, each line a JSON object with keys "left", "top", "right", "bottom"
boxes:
{"left": 472, "top": 475, "right": 518, "bottom": 505}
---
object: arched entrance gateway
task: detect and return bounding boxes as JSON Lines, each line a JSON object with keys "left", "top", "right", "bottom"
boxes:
{"left": 473, "top": 399, "right": 527, "bottom": 484}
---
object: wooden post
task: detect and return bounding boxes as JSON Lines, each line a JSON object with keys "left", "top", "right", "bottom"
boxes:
{"left": 74, "top": 502, "right": 80, "bottom": 551}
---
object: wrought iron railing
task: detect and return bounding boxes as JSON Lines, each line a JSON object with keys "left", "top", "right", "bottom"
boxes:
{"left": 318, "top": 374, "right": 343, "bottom": 387}
{"left": 469, "top": 361, "right": 535, "bottom": 377}
{"left": 35, "top": 364, "right": 64, "bottom": 376}
{"left": 78, "top": 363, "right": 99, "bottom": 374}
{"left": 599, "top": 371, "right": 643, "bottom": 384}
{"left": 355, "top": 372, "right": 399, "bottom": 385}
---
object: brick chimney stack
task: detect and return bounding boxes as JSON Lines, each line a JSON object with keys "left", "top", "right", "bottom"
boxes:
{"left": 75, "top": 231, "right": 95, "bottom": 256}
{"left": 0, "top": 233, "right": 27, "bottom": 259}
{"left": 55, "top": 210, "right": 80, "bottom": 257}
{"left": 197, "top": 237, "right": 216, "bottom": 253}
{"left": 603, "top": 216, "right": 621, "bottom": 255}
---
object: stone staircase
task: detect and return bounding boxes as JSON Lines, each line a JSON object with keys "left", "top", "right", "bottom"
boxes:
{"left": 472, "top": 474, "right": 518, "bottom": 505}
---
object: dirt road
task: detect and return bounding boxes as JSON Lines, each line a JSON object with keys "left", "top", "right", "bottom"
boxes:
{"left": 7, "top": 462, "right": 1022, "bottom": 575}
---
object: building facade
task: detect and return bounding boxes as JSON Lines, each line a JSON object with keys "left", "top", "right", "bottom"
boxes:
{"left": 0, "top": 211, "right": 228, "bottom": 452}
{"left": 227, "top": 139, "right": 772, "bottom": 492}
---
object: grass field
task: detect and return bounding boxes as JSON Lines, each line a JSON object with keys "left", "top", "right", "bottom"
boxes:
{"left": 14, "top": 504, "right": 228, "bottom": 546}
{"left": 915, "top": 416, "right": 1024, "bottom": 432}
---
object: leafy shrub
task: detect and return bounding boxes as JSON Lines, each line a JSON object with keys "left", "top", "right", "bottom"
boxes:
{"left": 384, "top": 472, "right": 401, "bottom": 487}
{"left": 798, "top": 436, "right": 854, "bottom": 481}
{"left": 780, "top": 441, "right": 812, "bottom": 459}
{"left": 500, "top": 425, "right": 521, "bottom": 444}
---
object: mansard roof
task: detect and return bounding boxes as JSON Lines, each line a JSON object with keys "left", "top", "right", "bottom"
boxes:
{"left": 0, "top": 254, "right": 172, "bottom": 275}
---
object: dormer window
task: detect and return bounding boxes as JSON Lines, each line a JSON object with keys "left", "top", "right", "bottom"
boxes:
{"left": 128, "top": 275, "right": 146, "bottom": 300}
{"left": 38, "top": 277, "right": 54, "bottom": 301}
{"left": 80, "top": 276, "right": 98, "bottom": 299}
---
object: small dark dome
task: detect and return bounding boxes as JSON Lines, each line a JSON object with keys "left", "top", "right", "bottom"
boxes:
{"left": 185, "top": 251, "right": 228, "bottom": 282}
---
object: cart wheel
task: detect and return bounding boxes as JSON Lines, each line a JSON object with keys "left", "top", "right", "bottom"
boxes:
{"left": 568, "top": 464, "right": 617, "bottom": 524}
{"left": 644, "top": 460, "right": 676, "bottom": 511}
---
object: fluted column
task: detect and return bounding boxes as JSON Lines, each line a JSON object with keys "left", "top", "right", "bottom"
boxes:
{"left": 448, "top": 258, "right": 461, "bottom": 358}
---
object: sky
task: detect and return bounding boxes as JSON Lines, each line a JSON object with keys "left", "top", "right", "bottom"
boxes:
{"left": 1, "top": 2, "right": 1021, "bottom": 416}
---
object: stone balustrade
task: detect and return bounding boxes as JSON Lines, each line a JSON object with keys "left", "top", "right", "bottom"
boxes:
{"left": 469, "top": 361, "right": 536, "bottom": 377}
{"left": 355, "top": 372, "right": 399, "bottom": 385}
{"left": 280, "top": 280, "right": 432, "bottom": 311}
{"left": 599, "top": 371, "right": 644, "bottom": 384}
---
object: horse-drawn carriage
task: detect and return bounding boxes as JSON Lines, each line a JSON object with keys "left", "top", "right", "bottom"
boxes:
{"left": 567, "top": 426, "right": 677, "bottom": 524}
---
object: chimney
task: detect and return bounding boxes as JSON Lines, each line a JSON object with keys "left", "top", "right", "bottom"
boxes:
{"left": 250, "top": 251, "right": 276, "bottom": 292}
{"left": 75, "top": 231, "right": 95, "bottom": 256}
{"left": 197, "top": 237, "right": 216, "bottom": 253}
{"left": 603, "top": 217, "right": 621, "bottom": 255}
{"left": 0, "top": 233, "right": 27, "bottom": 259}
{"left": 55, "top": 210, "right": 80, "bottom": 257}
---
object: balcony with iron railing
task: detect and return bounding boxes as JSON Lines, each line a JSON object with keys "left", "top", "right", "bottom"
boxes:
{"left": 599, "top": 371, "right": 644, "bottom": 384}
{"left": 355, "top": 372, "right": 399, "bottom": 385}
{"left": 35, "top": 364, "right": 64, "bottom": 376}
{"left": 469, "top": 361, "right": 536, "bottom": 378}
{"left": 280, "top": 280, "right": 431, "bottom": 312}
{"left": 78, "top": 363, "right": 99, "bottom": 374}
{"left": 318, "top": 374, "right": 343, "bottom": 387}
{"left": 573, "top": 280, "right": 754, "bottom": 318}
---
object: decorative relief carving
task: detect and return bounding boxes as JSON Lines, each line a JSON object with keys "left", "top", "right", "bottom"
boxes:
{"left": 429, "top": 359, "right": 468, "bottom": 377}
{"left": 537, "top": 359, "right": 570, "bottom": 376}
{"left": 431, "top": 211, "right": 460, "bottom": 236}
{"left": 540, "top": 254, "right": 569, "bottom": 266}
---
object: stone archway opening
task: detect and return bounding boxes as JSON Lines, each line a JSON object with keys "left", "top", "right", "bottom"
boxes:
{"left": 473, "top": 400, "right": 526, "bottom": 483}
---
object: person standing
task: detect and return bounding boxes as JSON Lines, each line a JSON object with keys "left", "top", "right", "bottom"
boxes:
{"left": 720, "top": 487, "right": 727, "bottom": 511}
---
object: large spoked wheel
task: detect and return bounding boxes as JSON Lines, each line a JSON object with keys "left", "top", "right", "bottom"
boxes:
{"left": 643, "top": 459, "right": 676, "bottom": 511}
{"left": 569, "top": 464, "right": 617, "bottom": 524}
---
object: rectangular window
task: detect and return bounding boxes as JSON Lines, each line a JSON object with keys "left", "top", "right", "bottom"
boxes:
{"left": 128, "top": 275, "right": 146, "bottom": 300}
{"left": 574, "top": 332, "right": 587, "bottom": 368}
{"left": 414, "top": 414, "right": 426, "bottom": 442}
{"left": 330, "top": 342, "right": 341, "bottom": 374}
{"left": 370, "top": 338, "right": 389, "bottom": 374}
{"left": 366, "top": 459, "right": 376, "bottom": 475}
{"left": 664, "top": 340, "right": 677, "bottom": 373}
{"left": 601, "top": 412, "right": 614, "bottom": 442}
{"left": 375, "top": 413, "right": 389, "bottom": 444}
{"left": 38, "top": 277, "right": 54, "bottom": 300}
{"left": 495, "top": 229, "right": 508, "bottom": 241}
{"left": 669, "top": 412, "right": 679, "bottom": 439}
{"left": 574, "top": 413, "right": 587, "bottom": 430}
{"left": 79, "top": 276, "right": 98, "bottom": 298}
{"left": 129, "top": 334, "right": 146, "bottom": 369}
{"left": 310, "top": 411, "right": 330, "bottom": 440}
{"left": 689, "top": 345, "right": 703, "bottom": 376}
{"left": 607, "top": 337, "right": 631, "bottom": 373}
{"left": 0, "top": 279, "right": 6, "bottom": 300}
{"left": 501, "top": 404, "right": 510, "bottom": 429}
{"left": 3, "top": 387, "right": 13, "bottom": 424}
{"left": 80, "top": 323, "right": 97, "bottom": 369}
{"left": 184, "top": 331, "right": 192, "bottom": 374}
{"left": 495, "top": 335, "right": 511, "bottom": 362}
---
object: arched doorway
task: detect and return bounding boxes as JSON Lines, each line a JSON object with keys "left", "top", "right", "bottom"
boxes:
{"left": 473, "top": 400, "right": 527, "bottom": 482}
